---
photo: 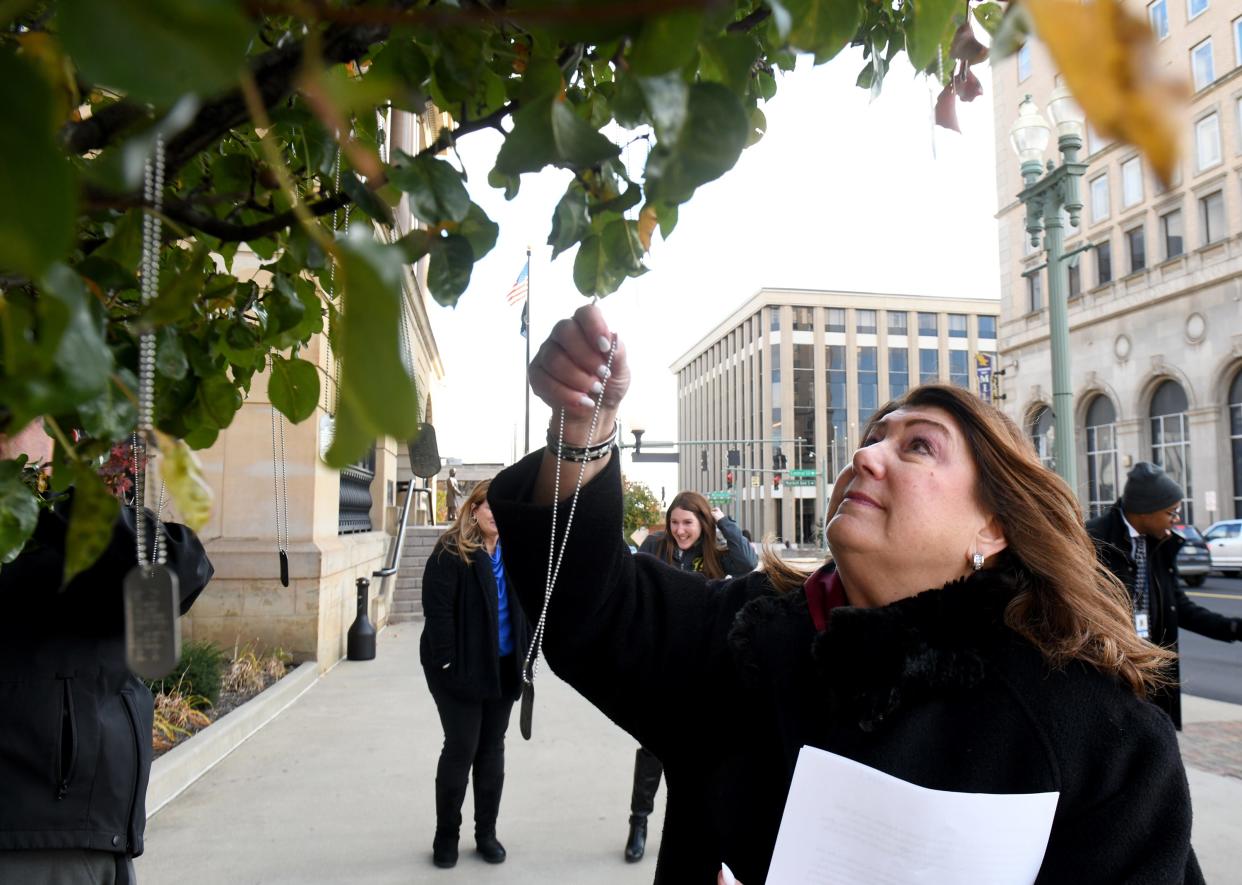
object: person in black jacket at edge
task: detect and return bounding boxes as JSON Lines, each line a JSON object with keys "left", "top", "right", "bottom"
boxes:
{"left": 1087, "top": 462, "right": 1241, "bottom": 730}
{"left": 624, "top": 491, "right": 756, "bottom": 862}
{"left": 487, "top": 305, "right": 1203, "bottom": 885}
{"left": 0, "top": 425, "right": 214, "bottom": 885}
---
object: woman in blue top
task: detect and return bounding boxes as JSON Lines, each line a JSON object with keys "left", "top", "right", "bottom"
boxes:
{"left": 420, "top": 479, "right": 530, "bottom": 869}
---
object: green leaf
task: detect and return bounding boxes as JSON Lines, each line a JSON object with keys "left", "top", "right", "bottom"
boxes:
{"left": 551, "top": 98, "right": 621, "bottom": 168}
{"left": 628, "top": 11, "right": 703, "bottom": 76}
{"left": 510, "top": 57, "right": 563, "bottom": 106}
{"left": 644, "top": 83, "right": 749, "bottom": 205}
{"left": 156, "top": 328, "right": 189, "bottom": 380}
{"left": 768, "top": 0, "right": 794, "bottom": 39}
{"left": 92, "top": 210, "right": 145, "bottom": 272}
{"left": 699, "top": 35, "right": 762, "bottom": 94}
{"left": 147, "top": 242, "right": 208, "bottom": 327}
{"left": 636, "top": 74, "right": 689, "bottom": 144}
{"left": 572, "top": 219, "right": 645, "bottom": 297}
{"left": 368, "top": 38, "right": 431, "bottom": 111}
{"left": 268, "top": 355, "right": 320, "bottom": 423}
{"left": 77, "top": 371, "right": 139, "bottom": 442}
{"left": 0, "top": 50, "right": 75, "bottom": 278}
{"left": 59, "top": 0, "right": 254, "bottom": 107}
{"left": 906, "top": 0, "right": 960, "bottom": 71}
{"left": 265, "top": 276, "right": 308, "bottom": 337}
{"left": 395, "top": 229, "right": 435, "bottom": 264}
{"left": 548, "top": 184, "right": 590, "bottom": 259}
{"left": 341, "top": 171, "right": 395, "bottom": 226}
{"left": 0, "top": 458, "right": 41, "bottom": 565}
{"left": 495, "top": 97, "right": 558, "bottom": 175}
{"left": 62, "top": 463, "right": 120, "bottom": 587}
{"left": 154, "top": 431, "right": 213, "bottom": 531}
{"left": 389, "top": 153, "right": 471, "bottom": 225}
{"left": 655, "top": 203, "right": 679, "bottom": 239}
{"left": 325, "top": 232, "right": 420, "bottom": 469}
{"left": 611, "top": 75, "right": 648, "bottom": 129}
{"left": 973, "top": 2, "right": 1005, "bottom": 37}
{"left": 427, "top": 235, "right": 476, "bottom": 306}
{"left": 457, "top": 204, "right": 499, "bottom": 261}
{"left": 784, "top": 0, "right": 862, "bottom": 63}
{"left": 195, "top": 372, "right": 243, "bottom": 430}
{"left": 41, "top": 264, "right": 113, "bottom": 406}
{"left": 487, "top": 167, "right": 521, "bottom": 200}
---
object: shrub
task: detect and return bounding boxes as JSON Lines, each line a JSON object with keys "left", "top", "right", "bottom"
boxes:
{"left": 152, "top": 685, "right": 211, "bottom": 752}
{"left": 221, "top": 642, "right": 291, "bottom": 695}
{"left": 147, "top": 640, "right": 226, "bottom": 706}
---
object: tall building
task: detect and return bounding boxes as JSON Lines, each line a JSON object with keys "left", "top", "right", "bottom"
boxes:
{"left": 671, "top": 288, "right": 999, "bottom": 545}
{"left": 991, "top": 2, "right": 1242, "bottom": 523}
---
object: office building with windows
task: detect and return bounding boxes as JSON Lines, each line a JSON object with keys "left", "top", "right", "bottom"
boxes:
{"left": 992, "top": 0, "right": 1242, "bottom": 523}
{"left": 670, "top": 288, "right": 999, "bottom": 546}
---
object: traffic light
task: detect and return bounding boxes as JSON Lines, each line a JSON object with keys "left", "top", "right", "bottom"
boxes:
{"left": 700, "top": 451, "right": 708, "bottom": 472}
{"left": 773, "top": 473, "right": 782, "bottom": 491}
{"left": 727, "top": 448, "right": 740, "bottom": 467}
{"left": 726, "top": 470, "right": 734, "bottom": 489}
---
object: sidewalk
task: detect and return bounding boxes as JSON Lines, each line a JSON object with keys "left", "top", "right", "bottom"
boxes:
{"left": 137, "top": 626, "right": 1242, "bottom": 884}
{"left": 136, "top": 625, "right": 663, "bottom": 884}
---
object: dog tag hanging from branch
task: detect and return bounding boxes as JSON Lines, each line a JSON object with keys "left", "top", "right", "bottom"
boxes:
{"left": 123, "top": 135, "right": 181, "bottom": 681}
{"left": 271, "top": 385, "right": 290, "bottom": 587}
{"left": 519, "top": 335, "right": 617, "bottom": 740}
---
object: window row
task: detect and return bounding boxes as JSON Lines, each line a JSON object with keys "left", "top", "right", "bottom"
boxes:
{"left": 788, "top": 308, "right": 997, "bottom": 339}
{"left": 1027, "top": 189, "right": 1229, "bottom": 311}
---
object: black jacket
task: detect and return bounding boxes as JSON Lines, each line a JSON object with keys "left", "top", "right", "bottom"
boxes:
{"left": 1086, "top": 502, "right": 1239, "bottom": 729}
{"left": 419, "top": 541, "right": 530, "bottom": 702}
{"left": 638, "top": 516, "right": 757, "bottom": 578}
{"left": 491, "top": 452, "right": 1202, "bottom": 885}
{"left": 0, "top": 498, "right": 213, "bottom": 860}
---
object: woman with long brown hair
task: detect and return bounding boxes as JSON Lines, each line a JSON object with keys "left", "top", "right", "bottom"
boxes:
{"left": 487, "top": 305, "right": 1201, "bottom": 884}
{"left": 419, "top": 479, "right": 529, "bottom": 869}
{"left": 639, "top": 490, "right": 757, "bottom": 579}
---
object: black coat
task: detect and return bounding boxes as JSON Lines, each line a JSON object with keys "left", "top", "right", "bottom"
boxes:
{"left": 491, "top": 452, "right": 1203, "bottom": 885}
{"left": 0, "top": 498, "right": 213, "bottom": 859}
{"left": 1086, "top": 502, "right": 1239, "bottom": 729}
{"left": 419, "top": 541, "right": 530, "bottom": 702}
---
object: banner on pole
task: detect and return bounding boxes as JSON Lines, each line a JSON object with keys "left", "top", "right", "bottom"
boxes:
{"left": 975, "top": 353, "right": 994, "bottom": 403}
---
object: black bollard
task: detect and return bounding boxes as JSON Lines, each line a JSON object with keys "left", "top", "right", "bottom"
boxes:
{"left": 346, "top": 577, "right": 376, "bottom": 661}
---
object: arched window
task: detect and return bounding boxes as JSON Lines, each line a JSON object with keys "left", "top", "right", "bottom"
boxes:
{"left": 1230, "top": 369, "right": 1242, "bottom": 518}
{"left": 1029, "top": 406, "right": 1055, "bottom": 471}
{"left": 1150, "top": 379, "right": 1192, "bottom": 523}
{"left": 1085, "top": 396, "right": 1119, "bottom": 517}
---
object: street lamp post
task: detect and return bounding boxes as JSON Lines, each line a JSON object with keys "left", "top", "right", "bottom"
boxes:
{"left": 1010, "top": 88, "right": 1087, "bottom": 493}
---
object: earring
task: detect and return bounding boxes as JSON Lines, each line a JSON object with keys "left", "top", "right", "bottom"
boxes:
{"left": 972, "top": 552, "right": 984, "bottom": 571}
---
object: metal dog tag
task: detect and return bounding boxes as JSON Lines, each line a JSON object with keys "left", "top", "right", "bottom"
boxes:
{"left": 519, "top": 680, "right": 534, "bottom": 741}
{"left": 279, "top": 550, "right": 290, "bottom": 587}
{"left": 123, "top": 564, "right": 181, "bottom": 680}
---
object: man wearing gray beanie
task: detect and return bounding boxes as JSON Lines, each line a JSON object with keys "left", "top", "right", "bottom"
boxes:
{"left": 1087, "top": 462, "right": 1241, "bottom": 729}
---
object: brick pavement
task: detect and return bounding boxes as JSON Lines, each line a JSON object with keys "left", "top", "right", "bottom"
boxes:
{"left": 1180, "top": 720, "right": 1242, "bottom": 780}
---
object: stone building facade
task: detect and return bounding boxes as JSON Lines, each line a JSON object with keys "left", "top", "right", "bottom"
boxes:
{"left": 991, "top": 0, "right": 1242, "bottom": 523}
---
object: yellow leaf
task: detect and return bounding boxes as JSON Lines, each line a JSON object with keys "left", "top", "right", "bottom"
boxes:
{"left": 1023, "top": 0, "right": 1187, "bottom": 186}
{"left": 636, "top": 203, "right": 659, "bottom": 252}
{"left": 154, "top": 431, "right": 214, "bottom": 532}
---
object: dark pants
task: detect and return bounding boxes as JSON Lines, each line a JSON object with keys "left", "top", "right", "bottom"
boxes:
{"left": 426, "top": 664, "right": 516, "bottom": 839}
{"left": 630, "top": 746, "right": 663, "bottom": 819}
{"left": 0, "top": 850, "right": 134, "bottom": 884}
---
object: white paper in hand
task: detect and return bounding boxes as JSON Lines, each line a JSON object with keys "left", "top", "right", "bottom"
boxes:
{"left": 767, "top": 746, "right": 1059, "bottom": 885}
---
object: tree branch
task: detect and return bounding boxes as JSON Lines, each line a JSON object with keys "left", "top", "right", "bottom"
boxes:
{"left": 727, "top": 7, "right": 771, "bottom": 33}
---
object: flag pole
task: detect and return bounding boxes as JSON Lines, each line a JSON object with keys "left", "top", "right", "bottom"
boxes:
{"left": 523, "top": 246, "right": 532, "bottom": 455}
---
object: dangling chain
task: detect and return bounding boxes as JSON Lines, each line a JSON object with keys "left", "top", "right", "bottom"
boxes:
{"left": 270, "top": 385, "right": 289, "bottom": 554}
{"left": 136, "top": 136, "right": 166, "bottom": 568}
{"left": 522, "top": 335, "right": 618, "bottom": 686}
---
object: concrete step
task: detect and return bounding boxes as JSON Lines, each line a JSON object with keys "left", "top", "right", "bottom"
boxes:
{"left": 387, "top": 612, "right": 422, "bottom": 624}
{"left": 390, "top": 600, "right": 419, "bottom": 613}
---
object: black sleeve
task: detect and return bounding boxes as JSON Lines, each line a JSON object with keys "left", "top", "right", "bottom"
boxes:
{"left": 489, "top": 451, "right": 765, "bottom": 759}
{"left": 1173, "top": 585, "right": 1238, "bottom": 642}
{"left": 1039, "top": 698, "right": 1203, "bottom": 884}
{"left": 717, "top": 516, "right": 757, "bottom": 576}
{"left": 420, "top": 544, "right": 459, "bottom": 669}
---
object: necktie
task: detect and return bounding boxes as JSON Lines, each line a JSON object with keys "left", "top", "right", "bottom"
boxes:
{"left": 1133, "top": 538, "right": 1148, "bottom": 615}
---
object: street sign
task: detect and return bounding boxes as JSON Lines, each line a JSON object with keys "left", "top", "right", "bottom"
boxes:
{"left": 788, "top": 469, "right": 816, "bottom": 478}
{"left": 708, "top": 491, "right": 732, "bottom": 506}
{"left": 784, "top": 478, "right": 816, "bottom": 487}
{"left": 751, "top": 475, "right": 760, "bottom": 487}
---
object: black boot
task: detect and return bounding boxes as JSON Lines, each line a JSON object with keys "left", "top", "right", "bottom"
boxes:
{"left": 625, "top": 815, "right": 647, "bottom": 862}
{"left": 475, "top": 832, "right": 507, "bottom": 864}
{"left": 432, "top": 829, "right": 458, "bottom": 868}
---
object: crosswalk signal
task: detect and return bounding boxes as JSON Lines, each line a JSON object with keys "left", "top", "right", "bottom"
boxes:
{"left": 726, "top": 470, "right": 734, "bottom": 489}
{"left": 773, "top": 473, "right": 782, "bottom": 491}
{"left": 700, "top": 451, "right": 708, "bottom": 472}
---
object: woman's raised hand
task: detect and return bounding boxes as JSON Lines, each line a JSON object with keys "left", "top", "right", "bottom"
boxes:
{"left": 529, "top": 304, "right": 630, "bottom": 444}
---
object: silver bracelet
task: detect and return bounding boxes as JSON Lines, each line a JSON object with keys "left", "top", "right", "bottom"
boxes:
{"left": 547, "top": 421, "right": 618, "bottom": 462}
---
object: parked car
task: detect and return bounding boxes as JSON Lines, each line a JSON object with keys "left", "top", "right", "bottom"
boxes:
{"left": 1174, "top": 524, "right": 1210, "bottom": 588}
{"left": 1203, "top": 519, "right": 1242, "bottom": 577}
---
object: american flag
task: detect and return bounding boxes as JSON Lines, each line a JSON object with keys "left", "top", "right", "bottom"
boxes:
{"left": 505, "top": 264, "right": 529, "bottom": 307}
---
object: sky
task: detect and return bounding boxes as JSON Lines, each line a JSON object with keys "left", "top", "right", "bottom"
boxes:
{"left": 424, "top": 48, "right": 1003, "bottom": 502}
